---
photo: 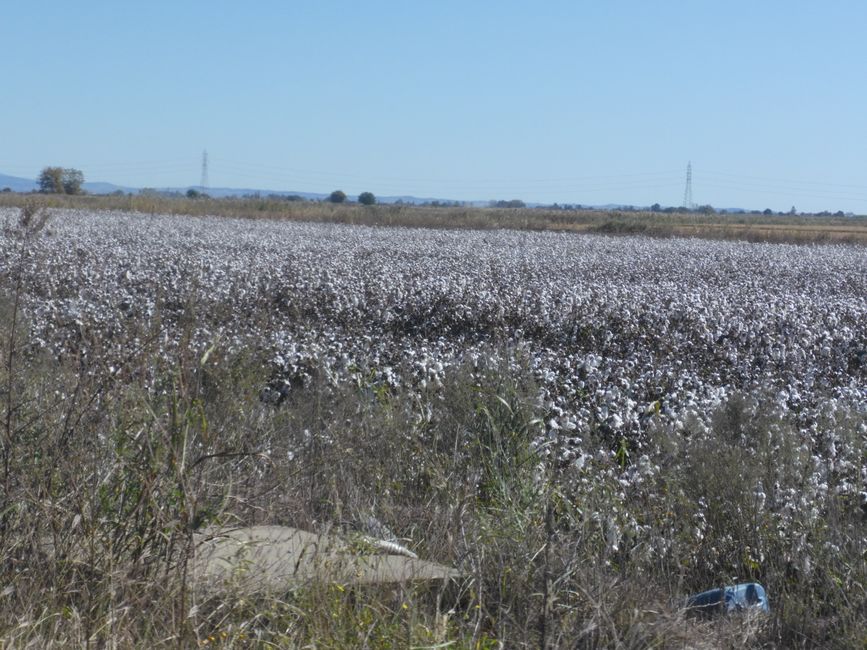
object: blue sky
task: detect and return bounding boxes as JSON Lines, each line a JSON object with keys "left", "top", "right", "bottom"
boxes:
{"left": 2, "top": 1, "right": 866, "bottom": 212}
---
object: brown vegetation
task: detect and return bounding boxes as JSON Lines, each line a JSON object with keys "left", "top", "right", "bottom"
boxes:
{"left": 2, "top": 192, "right": 865, "bottom": 245}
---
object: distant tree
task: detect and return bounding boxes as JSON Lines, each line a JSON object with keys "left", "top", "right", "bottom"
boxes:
{"left": 358, "top": 191, "right": 376, "bottom": 205}
{"left": 186, "top": 188, "right": 202, "bottom": 199}
{"left": 789, "top": 205, "right": 797, "bottom": 215}
{"left": 329, "top": 190, "right": 347, "bottom": 203}
{"left": 38, "top": 167, "right": 84, "bottom": 194}
{"left": 491, "top": 199, "right": 526, "bottom": 209}
{"left": 38, "top": 167, "right": 64, "bottom": 193}
{"left": 762, "top": 208, "right": 773, "bottom": 216}
{"left": 695, "top": 204, "right": 716, "bottom": 215}
{"left": 1, "top": 187, "right": 11, "bottom": 193}
{"left": 267, "top": 193, "right": 304, "bottom": 202}
{"left": 650, "top": 203, "right": 661, "bottom": 212}
{"left": 62, "top": 168, "right": 84, "bottom": 194}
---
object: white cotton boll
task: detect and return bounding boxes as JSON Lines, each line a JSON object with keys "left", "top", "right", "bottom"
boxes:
{"left": 801, "top": 554, "right": 812, "bottom": 576}
{"left": 606, "top": 518, "right": 621, "bottom": 553}
{"left": 754, "top": 482, "right": 766, "bottom": 511}
{"left": 638, "top": 455, "right": 651, "bottom": 472}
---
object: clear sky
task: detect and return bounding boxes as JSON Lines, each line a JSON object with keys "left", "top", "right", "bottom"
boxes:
{"left": 2, "top": 1, "right": 866, "bottom": 212}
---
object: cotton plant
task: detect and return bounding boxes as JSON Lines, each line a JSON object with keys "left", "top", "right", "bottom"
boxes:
{"left": 1, "top": 207, "right": 864, "bottom": 462}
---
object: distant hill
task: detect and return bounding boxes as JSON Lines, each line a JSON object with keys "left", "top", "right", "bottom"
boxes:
{"left": 83, "top": 181, "right": 137, "bottom": 194}
{"left": 175, "top": 186, "right": 327, "bottom": 200}
{"left": 2, "top": 170, "right": 764, "bottom": 213}
{"left": 0, "top": 171, "right": 480, "bottom": 205}
{"left": 173, "top": 186, "right": 469, "bottom": 205}
{"left": 0, "top": 173, "right": 37, "bottom": 193}
{"left": 0, "top": 173, "right": 134, "bottom": 195}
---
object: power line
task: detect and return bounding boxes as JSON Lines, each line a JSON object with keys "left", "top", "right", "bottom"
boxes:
{"left": 208, "top": 156, "right": 682, "bottom": 186}
{"left": 701, "top": 169, "right": 867, "bottom": 191}
{"left": 1, "top": 156, "right": 864, "bottom": 210}
{"left": 698, "top": 180, "right": 867, "bottom": 204}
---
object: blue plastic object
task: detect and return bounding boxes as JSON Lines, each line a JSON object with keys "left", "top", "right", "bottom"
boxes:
{"left": 687, "top": 583, "right": 769, "bottom": 615}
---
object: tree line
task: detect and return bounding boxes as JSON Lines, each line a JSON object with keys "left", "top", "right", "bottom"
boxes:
{"left": 328, "top": 190, "right": 376, "bottom": 205}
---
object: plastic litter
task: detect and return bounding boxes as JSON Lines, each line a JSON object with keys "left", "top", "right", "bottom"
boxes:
{"left": 687, "top": 582, "right": 770, "bottom": 615}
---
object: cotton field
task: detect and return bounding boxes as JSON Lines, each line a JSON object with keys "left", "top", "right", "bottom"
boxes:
{"left": 2, "top": 206, "right": 866, "bottom": 646}
{"left": 2, "top": 208, "right": 865, "bottom": 447}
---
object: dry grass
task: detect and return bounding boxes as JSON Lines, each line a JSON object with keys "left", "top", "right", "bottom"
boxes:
{"left": 1, "top": 327, "right": 863, "bottom": 647}
{"left": 2, "top": 192, "right": 865, "bottom": 245}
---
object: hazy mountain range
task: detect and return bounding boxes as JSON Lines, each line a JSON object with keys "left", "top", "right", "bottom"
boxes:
{"left": 0, "top": 171, "right": 476, "bottom": 205}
